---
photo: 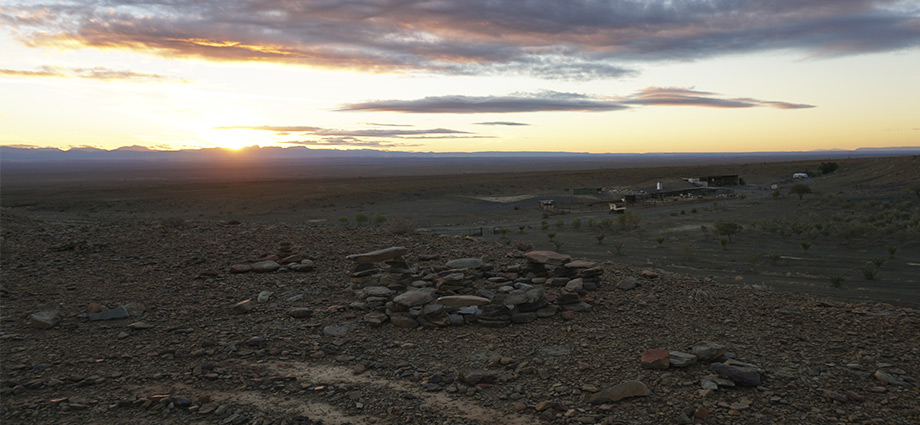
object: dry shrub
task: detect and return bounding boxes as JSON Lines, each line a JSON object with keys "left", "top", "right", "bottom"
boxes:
{"left": 387, "top": 216, "right": 416, "bottom": 235}
{"left": 513, "top": 240, "right": 533, "bottom": 252}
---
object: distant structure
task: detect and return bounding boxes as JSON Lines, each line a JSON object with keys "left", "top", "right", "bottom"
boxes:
{"left": 573, "top": 188, "right": 602, "bottom": 195}
{"left": 700, "top": 175, "right": 741, "bottom": 187}
{"left": 539, "top": 200, "right": 555, "bottom": 210}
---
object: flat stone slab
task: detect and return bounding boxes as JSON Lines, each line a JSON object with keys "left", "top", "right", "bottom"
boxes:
{"left": 346, "top": 247, "right": 409, "bottom": 263}
{"left": 524, "top": 251, "right": 571, "bottom": 265}
{"left": 437, "top": 295, "right": 491, "bottom": 308}
{"left": 30, "top": 311, "right": 61, "bottom": 329}
{"left": 251, "top": 260, "right": 281, "bottom": 273}
{"left": 89, "top": 305, "right": 129, "bottom": 321}
{"left": 711, "top": 362, "right": 762, "bottom": 386}
{"left": 445, "top": 258, "right": 484, "bottom": 269}
{"left": 668, "top": 351, "right": 698, "bottom": 368}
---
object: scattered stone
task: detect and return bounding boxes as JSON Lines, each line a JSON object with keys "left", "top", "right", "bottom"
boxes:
{"left": 640, "top": 269, "right": 659, "bottom": 279}
{"left": 128, "top": 321, "right": 154, "bottom": 330}
{"left": 30, "top": 310, "right": 61, "bottom": 329}
{"left": 251, "top": 260, "right": 281, "bottom": 273}
{"left": 394, "top": 290, "right": 436, "bottom": 307}
{"left": 588, "top": 380, "right": 651, "bottom": 404}
{"left": 874, "top": 369, "right": 911, "bottom": 387}
{"left": 230, "top": 264, "right": 251, "bottom": 273}
{"left": 257, "top": 291, "right": 273, "bottom": 302}
{"left": 287, "top": 307, "right": 313, "bottom": 319}
{"left": 711, "top": 362, "right": 761, "bottom": 386}
{"left": 232, "top": 299, "right": 254, "bottom": 314}
{"left": 641, "top": 349, "right": 670, "bottom": 369}
{"left": 364, "top": 312, "right": 389, "bottom": 327}
{"left": 691, "top": 341, "right": 726, "bottom": 362}
{"left": 445, "top": 258, "right": 484, "bottom": 269}
{"left": 460, "top": 370, "right": 498, "bottom": 386}
{"left": 436, "top": 295, "right": 490, "bottom": 308}
{"left": 89, "top": 305, "right": 130, "bottom": 321}
{"left": 524, "top": 251, "right": 571, "bottom": 265}
{"left": 323, "top": 323, "right": 360, "bottom": 337}
{"left": 668, "top": 351, "right": 698, "bottom": 368}
{"left": 616, "top": 277, "right": 638, "bottom": 290}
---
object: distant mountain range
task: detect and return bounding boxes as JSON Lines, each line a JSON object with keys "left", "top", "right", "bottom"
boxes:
{"left": 2, "top": 145, "right": 919, "bottom": 163}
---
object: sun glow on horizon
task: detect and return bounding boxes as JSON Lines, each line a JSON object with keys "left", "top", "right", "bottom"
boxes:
{"left": 201, "top": 128, "right": 270, "bottom": 150}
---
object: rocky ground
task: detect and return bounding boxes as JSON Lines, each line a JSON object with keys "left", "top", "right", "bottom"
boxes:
{"left": 1, "top": 210, "right": 918, "bottom": 424}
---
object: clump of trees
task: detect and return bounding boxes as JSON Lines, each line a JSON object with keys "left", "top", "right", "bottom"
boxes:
{"left": 819, "top": 162, "right": 839, "bottom": 175}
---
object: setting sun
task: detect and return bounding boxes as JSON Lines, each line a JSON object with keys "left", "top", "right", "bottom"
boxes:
{"left": 200, "top": 128, "right": 266, "bottom": 150}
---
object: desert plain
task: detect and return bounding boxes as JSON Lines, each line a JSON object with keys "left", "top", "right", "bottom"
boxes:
{"left": 1, "top": 155, "right": 918, "bottom": 424}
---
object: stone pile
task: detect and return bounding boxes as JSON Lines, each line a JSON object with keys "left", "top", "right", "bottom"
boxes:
{"left": 229, "top": 247, "right": 315, "bottom": 274}
{"left": 344, "top": 247, "right": 605, "bottom": 329}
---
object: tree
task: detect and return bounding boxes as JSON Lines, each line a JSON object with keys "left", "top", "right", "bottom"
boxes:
{"left": 819, "top": 162, "right": 839, "bottom": 175}
{"left": 906, "top": 182, "right": 920, "bottom": 199}
{"left": 713, "top": 220, "right": 743, "bottom": 242}
{"left": 789, "top": 183, "right": 812, "bottom": 200}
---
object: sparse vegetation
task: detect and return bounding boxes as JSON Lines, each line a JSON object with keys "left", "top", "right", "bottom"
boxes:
{"left": 719, "top": 238, "right": 729, "bottom": 250}
{"left": 800, "top": 241, "right": 812, "bottom": 255}
{"left": 613, "top": 242, "right": 625, "bottom": 255}
{"left": 540, "top": 220, "right": 549, "bottom": 231}
{"left": 338, "top": 216, "right": 349, "bottom": 227}
{"left": 571, "top": 218, "right": 582, "bottom": 231}
{"left": 655, "top": 236, "right": 666, "bottom": 246}
{"left": 887, "top": 245, "right": 898, "bottom": 258}
{"left": 373, "top": 213, "right": 388, "bottom": 226}
{"left": 829, "top": 274, "right": 845, "bottom": 288}
{"left": 595, "top": 234, "right": 605, "bottom": 245}
{"left": 554, "top": 219, "right": 564, "bottom": 229}
{"left": 861, "top": 264, "right": 878, "bottom": 280}
{"left": 714, "top": 220, "right": 742, "bottom": 242}
{"left": 769, "top": 253, "right": 781, "bottom": 265}
{"left": 819, "top": 162, "right": 839, "bottom": 175}
{"left": 790, "top": 183, "right": 812, "bottom": 200}
{"left": 355, "top": 213, "right": 369, "bottom": 226}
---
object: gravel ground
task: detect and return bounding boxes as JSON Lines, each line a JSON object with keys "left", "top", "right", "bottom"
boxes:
{"left": 1, "top": 210, "right": 918, "bottom": 425}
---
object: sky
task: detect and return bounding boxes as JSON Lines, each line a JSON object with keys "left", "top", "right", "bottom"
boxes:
{"left": 1, "top": 0, "right": 919, "bottom": 154}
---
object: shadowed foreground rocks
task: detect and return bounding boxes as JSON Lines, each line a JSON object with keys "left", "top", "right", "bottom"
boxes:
{"left": 1, "top": 211, "right": 918, "bottom": 424}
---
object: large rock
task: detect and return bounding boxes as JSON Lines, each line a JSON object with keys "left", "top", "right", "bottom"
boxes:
{"left": 691, "top": 341, "right": 726, "bottom": 362}
{"left": 346, "top": 247, "right": 409, "bottom": 264}
{"left": 524, "top": 251, "right": 571, "bottom": 266}
{"left": 641, "top": 349, "right": 670, "bottom": 369}
{"left": 393, "top": 290, "right": 436, "bottom": 307}
{"left": 250, "top": 260, "right": 281, "bottom": 273}
{"left": 436, "top": 295, "right": 490, "bottom": 308}
{"left": 589, "top": 380, "right": 651, "bottom": 404}
{"left": 362, "top": 286, "right": 394, "bottom": 298}
{"left": 668, "top": 351, "right": 698, "bottom": 368}
{"left": 711, "top": 362, "right": 761, "bottom": 386}
{"left": 445, "top": 258, "right": 484, "bottom": 269}
{"left": 30, "top": 310, "right": 61, "bottom": 329}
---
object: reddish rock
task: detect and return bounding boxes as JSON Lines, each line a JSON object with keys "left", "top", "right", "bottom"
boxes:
{"left": 230, "top": 264, "right": 251, "bottom": 273}
{"left": 588, "top": 380, "right": 651, "bottom": 404}
{"left": 524, "top": 250, "right": 571, "bottom": 265}
{"left": 640, "top": 269, "right": 660, "bottom": 279}
{"left": 641, "top": 349, "right": 670, "bottom": 369}
{"left": 86, "top": 303, "right": 106, "bottom": 314}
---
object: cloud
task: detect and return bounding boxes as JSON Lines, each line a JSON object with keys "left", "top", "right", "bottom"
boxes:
{"left": 4, "top": 1, "right": 917, "bottom": 79}
{"left": 0, "top": 65, "right": 187, "bottom": 82}
{"left": 216, "top": 125, "right": 472, "bottom": 138}
{"left": 280, "top": 138, "right": 419, "bottom": 148}
{"left": 623, "top": 87, "right": 816, "bottom": 109}
{"left": 476, "top": 122, "right": 530, "bottom": 126}
{"left": 338, "top": 88, "right": 814, "bottom": 113}
{"left": 339, "top": 91, "right": 627, "bottom": 113}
